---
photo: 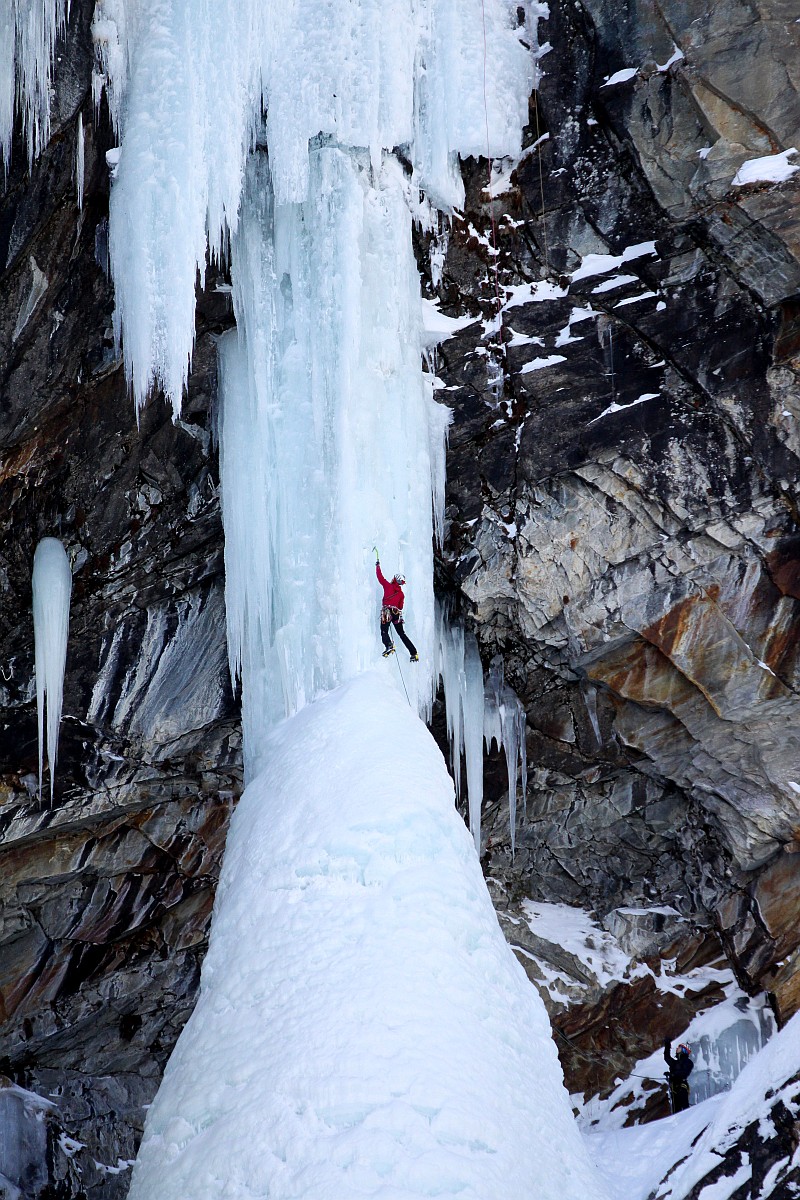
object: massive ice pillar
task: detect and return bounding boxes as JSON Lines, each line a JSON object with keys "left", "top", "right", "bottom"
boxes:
{"left": 218, "top": 148, "right": 448, "bottom": 777}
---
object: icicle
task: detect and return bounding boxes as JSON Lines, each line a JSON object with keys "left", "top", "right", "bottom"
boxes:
{"left": 75, "top": 111, "right": 84, "bottom": 209}
{"left": 1, "top": 0, "right": 71, "bottom": 171}
{"left": 32, "top": 538, "right": 72, "bottom": 801}
{"left": 583, "top": 682, "right": 602, "bottom": 746}
{"left": 436, "top": 614, "right": 528, "bottom": 854}
{"left": 484, "top": 658, "right": 528, "bottom": 856}
{"left": 463, "top": 635, "right": 485, "bottom": 849}
{"left": 435, "top": 609, "right": 485, "bottom": 851}
{"left": 94, "top": 0, "right": 533, "bottom": 414}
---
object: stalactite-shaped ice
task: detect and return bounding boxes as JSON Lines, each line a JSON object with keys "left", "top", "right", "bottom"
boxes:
{"left": 0, "top": 0, "right": 71, "bottom": 171}
{"left": 434, "top": 611, "right": 486, "bottom": 850}
{"left": 32, "top": 537, "right": 72, "bottom": 800}
{"left": 485, "top": 657, "right": 528, "bottom": 856}
{"left": 435, "top": 615, "right": 527, "bottom": 852}
{"left": 75, "top": 111, "right": 84, "bottom": 209}
{"left": 95, "top": 0, "right": 534, "bottom": 414}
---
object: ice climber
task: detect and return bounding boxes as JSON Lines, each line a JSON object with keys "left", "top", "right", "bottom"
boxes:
{"left": 663, "top": 1039, "right": 693, "bottom": 1112}
{"left": 374, "top": 552, "right": 419, "bottom": 662}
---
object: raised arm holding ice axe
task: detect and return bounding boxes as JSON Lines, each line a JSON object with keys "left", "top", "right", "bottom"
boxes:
{"left": 373, "top": 547, "right": 418, "bottom": 662}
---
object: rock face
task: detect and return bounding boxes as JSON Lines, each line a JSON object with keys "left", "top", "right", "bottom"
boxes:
{"left": 427, "top": 0, "right": 800, "bottom": 1033}
{"left": 1, "top": 0, "right": 800, "bottom": 1195}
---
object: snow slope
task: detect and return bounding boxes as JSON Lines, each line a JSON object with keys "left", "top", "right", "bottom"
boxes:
{"left": 127, "top": 673, "right": 608, "bottom": 1200}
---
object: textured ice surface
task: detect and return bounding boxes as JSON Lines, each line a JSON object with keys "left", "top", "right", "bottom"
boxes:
{"left": 32, "top": 537, "right": 72, "bottom": 800}
{"left": 219, "top": 150, "right": 449, "bottom": 778}
{"left": 127, "top": 675, "right": 608, "bottom": 1200}
{"left": 96, "top": 0, "right": 534, "bottom": 413}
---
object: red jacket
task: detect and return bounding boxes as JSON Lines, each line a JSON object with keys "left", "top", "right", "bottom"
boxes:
{"left": 376, "top": 563, "right": 405, "bottom": 610}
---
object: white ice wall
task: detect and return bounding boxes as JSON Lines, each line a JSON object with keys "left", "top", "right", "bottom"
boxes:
{"left": 219, "top": 150, "right": 446, "bottom": 777}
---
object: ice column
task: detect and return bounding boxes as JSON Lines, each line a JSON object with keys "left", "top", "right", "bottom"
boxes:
{"left": 219, "top": 148, "right": 449, "bottom": 777}
{"left": 32, "top": 537, "right": 72, "bottom": 800}
{"left": 75, "top": 111, "right": 84, "bottom": 209}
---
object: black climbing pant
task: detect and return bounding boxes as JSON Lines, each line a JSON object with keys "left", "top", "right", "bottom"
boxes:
{"left": 669, "top": 1079, "right": 690, "bottom": 1113}
{"left": 380, "top": 607, "right": 418, "bottom": 657}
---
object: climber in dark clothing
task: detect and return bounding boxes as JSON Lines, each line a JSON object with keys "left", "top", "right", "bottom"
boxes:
{"left": 664, "top": 1039, "right": 693, "bottom": 1112}
{"left": 374, "top": 556, "right": 418, "bottom": 661}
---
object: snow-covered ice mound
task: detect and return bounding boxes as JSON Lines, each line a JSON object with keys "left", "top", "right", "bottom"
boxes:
{"left": 128, "top": 673, "right": 607, "bottom": 1199}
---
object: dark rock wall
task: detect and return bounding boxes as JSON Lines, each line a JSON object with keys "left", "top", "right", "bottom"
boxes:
{"left": 0, "top": 0, "right": 799, "bottom": 1194}
{"left": 426, "top": 0, "right": 800, "bottom": 1026}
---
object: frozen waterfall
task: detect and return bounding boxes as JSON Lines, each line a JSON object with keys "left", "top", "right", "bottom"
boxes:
{"left": 93, "top": 0, "right": 534, "bottom": 417}
{"left": 218, "top": 148, "right": 447, "bottom": 778}
{"left": 84, "top": 0, "right": 611, "bottom": 1194}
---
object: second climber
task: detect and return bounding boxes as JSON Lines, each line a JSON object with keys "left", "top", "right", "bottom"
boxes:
{"left": 663, "top": 1039, "right": 693, "bottom": 1113}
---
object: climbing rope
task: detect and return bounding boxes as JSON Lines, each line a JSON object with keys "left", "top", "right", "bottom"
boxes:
{"left": 607, "top": 318, "right": 617, "bottom": 406}
{"left": 553, "top": 1025, "right": 661, "bottom": 1083}
{"left": 393, "top": 645, "right": 411, "bottom": 706}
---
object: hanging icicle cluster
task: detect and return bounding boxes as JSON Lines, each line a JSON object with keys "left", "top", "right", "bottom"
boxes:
{"left": 436, "top": 608, "right": 527, "bottom": 853}
{"left": 0, "top": 0, "right": 71, "bottom": 171}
